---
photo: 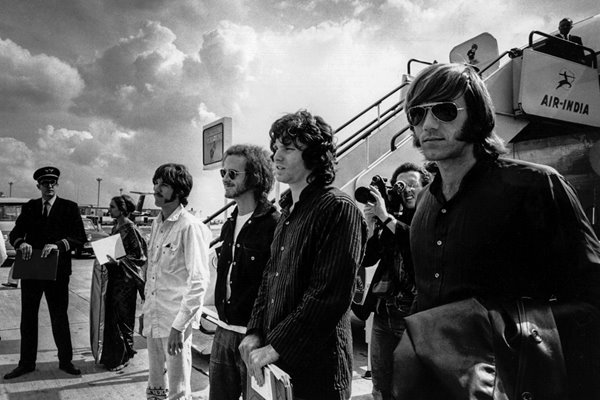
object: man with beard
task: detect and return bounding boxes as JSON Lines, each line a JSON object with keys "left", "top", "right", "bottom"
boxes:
{"left": 143, "top": 163, "right": 211, "bottom": 400}
{"left": 358, "top": 162, "right": 430, "bottom": 400}
{"left": 4, "top": 166, "right": 86, "bottom": 379}
{"left": 209, "top": 145, "right": 279, "bottom": 400}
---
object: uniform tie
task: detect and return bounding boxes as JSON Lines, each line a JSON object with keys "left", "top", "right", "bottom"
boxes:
{"left": 43, "top": 200, "right": 50, "bottom": 217}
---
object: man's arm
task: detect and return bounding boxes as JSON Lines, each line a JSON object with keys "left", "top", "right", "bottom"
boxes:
{"left": 53, "top": 200, "right": 86, "bottom": 256}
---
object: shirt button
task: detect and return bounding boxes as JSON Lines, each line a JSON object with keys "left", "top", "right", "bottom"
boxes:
{"left": 248, "top": 220, "right": 252, "bottom": 224}
{"left": 275, "top": 272, "right": 279, "bottom": 277}
{"left": 285, "top": 221, "right": 290, "bottom": 225}
{"left": 236, "top": 244, "right": 240, "bottom": 248}
{"left": 280, "top": 246, "right": 285, "bottom": 251}
{"left": 251, "top": 256, "right": 255, "bottom": 260}
{"left": 271, "top": 299, "right": 275, "bottom": 304}
{"left": 232, "top": 262, "right": 236, "bottom": 266}
{"left": 436, "top": 240, "right": 442, "bottom": 246}
{"left": 441, "top": 209, "right": 447, "bottom": 214}
{"left": 434, "top": 273, "right": 440, "bottom": 278}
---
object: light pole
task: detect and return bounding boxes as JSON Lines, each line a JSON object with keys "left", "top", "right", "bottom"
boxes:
{"left": 96, "top": 178, "right": 102, "bottom": 210}
{"left": 9, "top": 181, "right": 13, "bottom": 197}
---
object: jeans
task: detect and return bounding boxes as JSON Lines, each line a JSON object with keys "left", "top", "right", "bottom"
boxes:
{"left": 146, "top": 325, "right": 193, "bottom": 400}
{"left": 371, "top": 305, "right": 407, "bottom": 400}
{"left": 209, "top": 326, "right": 247, "bottom": 400}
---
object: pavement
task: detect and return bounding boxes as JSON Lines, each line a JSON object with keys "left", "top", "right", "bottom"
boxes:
{"left": 0, "top": 259, "right": 373, "bottom": 399}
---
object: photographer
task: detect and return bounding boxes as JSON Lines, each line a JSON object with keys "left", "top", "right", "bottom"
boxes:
{"left": 355, "top": 162, "right": 430, "bottom": 400}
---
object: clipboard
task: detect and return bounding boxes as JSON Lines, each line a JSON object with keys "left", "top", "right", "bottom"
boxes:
{"left": 13, "top": 249, "right": 59, "bottom": 280}
{"left": 247, "top": 364, "right": 293, "bottom": 400}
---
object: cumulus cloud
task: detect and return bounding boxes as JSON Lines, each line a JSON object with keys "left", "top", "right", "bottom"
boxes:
{"left": 0, "top": 37, "right": 84, "bottom": 112}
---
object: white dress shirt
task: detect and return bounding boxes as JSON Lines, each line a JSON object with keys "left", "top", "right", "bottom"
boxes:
{"left": 142, "top": 205, "right": 211, "bottom": 338}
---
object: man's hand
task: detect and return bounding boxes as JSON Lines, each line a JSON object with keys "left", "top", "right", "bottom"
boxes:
{"left": 41, "top": 244, "right": 58, "bottom": 258}
{"left": 369, "top": 185, "right": 389, "bottom": 222}
{"left": 167, "top": 327, "right": 184, "bottom": 356}
{"left": 239, "top": 334, "right": 262, "bottom": 364}
{"left": 247, "top": 345, "right": 280, "bottom": 387}
{"left": 18, "top": 242, "right": 33, "bottom": 260}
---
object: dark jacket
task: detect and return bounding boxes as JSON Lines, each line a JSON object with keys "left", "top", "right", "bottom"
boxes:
{"left": 215, "top": 198, "right": 279, "bottom": 327}
{"left": 247, "top": 184, "right": 367, "bottom": 400}
{"left": 10, "top": 197, "right": 86, "bottom": 278}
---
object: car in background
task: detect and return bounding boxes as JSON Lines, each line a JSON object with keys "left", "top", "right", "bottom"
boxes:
{"left": 0, "top": 197, "right": 30, "bottom": 267}
{"left": 75, "top": 217, "right": 110, "bottom": 258}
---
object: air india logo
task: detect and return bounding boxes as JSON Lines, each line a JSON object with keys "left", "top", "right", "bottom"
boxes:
{"left": 556, "top": 68, "right": 575, "bottom": 90}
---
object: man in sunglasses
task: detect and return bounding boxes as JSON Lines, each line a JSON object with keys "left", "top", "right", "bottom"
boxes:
{"left": 4, "top": 166, "right": 86, "bottom": 379}
{"left": 209, "top": 145, "right": 279, "bottom": 400}
{"left": 392, "top": 63, "right": 600, "bottom": 399}
{"left": 239, "top": 110, "right": 367, "bottom": 400}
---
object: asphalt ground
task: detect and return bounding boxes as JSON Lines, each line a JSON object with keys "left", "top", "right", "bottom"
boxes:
{"left": 0, "top": 258, "right": 372, "bottom": 399}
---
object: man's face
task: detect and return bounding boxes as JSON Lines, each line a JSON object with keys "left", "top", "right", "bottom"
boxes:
{"left": 37, "top": 179, "right": 58, "bottom": 199}
{"left": 272, "top": 139, "right": 311, "bottom": 187}
{"left": 394, "top": 171, "right": 423, "bottom": 210}
{"left": 222, "top": 155, "right": 250, "bottom": 199}
{"left": 153, "top": 178, "right": 177, "bottom": 208}
{"left": 411, "top": 94, "right": 472, "bottom": 163}
{"left": 559, "top": 21, "right": 572, "bottom": 36}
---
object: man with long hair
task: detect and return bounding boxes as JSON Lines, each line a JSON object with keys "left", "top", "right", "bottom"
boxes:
{"left": 210, "top": 145, "right": 279, "bottom": 400}
{"left": 239, "top": 110, "right": 367, "bottom": 400}
{"left": 393, "top": 63, "right": 600, "bottom": 399}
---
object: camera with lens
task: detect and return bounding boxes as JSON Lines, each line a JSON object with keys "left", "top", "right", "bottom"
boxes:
{"left": 354, "top": 175, "right": 405, "bottom": 214}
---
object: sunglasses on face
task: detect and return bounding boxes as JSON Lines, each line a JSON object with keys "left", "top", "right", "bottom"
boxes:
{"left": 406, "top": 102, "right": 465, "bottom": 126}
{"left": 219, "top": 169, "right": 247, "bottom": 180}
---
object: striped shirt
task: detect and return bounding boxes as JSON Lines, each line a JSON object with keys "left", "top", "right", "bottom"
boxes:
{"left": 247, "top": 183, "right": 366, "bottom": 399}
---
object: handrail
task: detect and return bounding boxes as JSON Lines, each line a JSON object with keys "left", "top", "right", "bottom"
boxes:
{"left": 406, "top": 58, "right": 436, "bottom": 76}
{"left": 390, "top": 125, "right": 412, "bottom": 151}
{"left": 528, "top": 30, "right": 597, "bottom": 68}
{"left": 337, "top": 101, "right": 405, "bottom": 156}
{"left": 334, "top": 83, "right": 405, "bottom": 133}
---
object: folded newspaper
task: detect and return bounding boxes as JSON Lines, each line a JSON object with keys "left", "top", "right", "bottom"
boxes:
{"left": 247, "top": 364, "right": 293, "bottom": 400}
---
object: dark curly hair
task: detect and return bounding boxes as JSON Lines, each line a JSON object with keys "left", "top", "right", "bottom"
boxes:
{"left": 391, "top": 162, "right": 432, "bottom": 187}
{"left": 269, "top": 110, "right": 337, "bottom": 186}
{"left": 111, "top": 194, "right": 136, "bottom": 217}
{"left": 152, "top": 163, "right": 193, "bottom": 206}
{"left": 224, "top": 144, "right": 275, "bottom": 200}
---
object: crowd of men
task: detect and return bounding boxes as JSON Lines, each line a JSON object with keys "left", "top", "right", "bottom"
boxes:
{"left": 3, "top": 57, "right": 600, "bottom": 400}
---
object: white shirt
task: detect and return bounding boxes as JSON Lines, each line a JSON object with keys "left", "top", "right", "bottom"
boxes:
{"left": 0, "top": 228, "right": 7, "bottom": 265}
{"left": 142, "top": 205, "right": 211, "bottom": 338}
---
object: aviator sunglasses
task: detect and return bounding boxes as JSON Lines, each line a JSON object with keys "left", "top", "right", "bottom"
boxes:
{"left": 407, "top": 102, "right": 465, "bottom": 126}
{"left": 219, "top": 168, "right": 247, "bottom": 180}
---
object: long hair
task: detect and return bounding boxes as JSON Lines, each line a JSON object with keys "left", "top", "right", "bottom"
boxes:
{"left": 152, "top": 163, "right": 193, "bottom": 206}
{"left": 111, "top": 194, "right": 136, "bottom": 217}
{"left": 224, "top": 144, "right": 275, "bottom": 200}
{"left": 405, "top": 63, "right": 506, "bottom": 159}
{"left": 269, "top": 110, "right": 337, "bottom": 186}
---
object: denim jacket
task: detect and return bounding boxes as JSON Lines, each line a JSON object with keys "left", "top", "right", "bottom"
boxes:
{"left": 215, "top": 198, "right": 279, "bottom": 327}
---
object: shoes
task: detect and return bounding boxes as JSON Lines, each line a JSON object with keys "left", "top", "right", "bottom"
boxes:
{"left": 2, "top": 283, "right": 17, "bottom": 288}
{"left": 108, "top": 361, "right": 129, "bottom": 372}
{"left": 4, "top": 365, "right": 35, "bottom": 379}
{"left": 59, "top": 363, "right": 81, "bottom": 376}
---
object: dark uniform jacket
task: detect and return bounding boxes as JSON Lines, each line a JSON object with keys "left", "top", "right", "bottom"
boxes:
{"left": 215, "top": 198, "right": 279, "bottom": 326}
{"left": 10, "top": 197, "right": 86, "bottom": 278}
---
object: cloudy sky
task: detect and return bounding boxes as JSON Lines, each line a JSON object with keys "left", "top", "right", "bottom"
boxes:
{"left": 0, "top": 0, "right": 598, "bottom": 215}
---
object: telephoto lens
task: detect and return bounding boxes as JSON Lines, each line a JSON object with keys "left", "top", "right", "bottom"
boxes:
{"left": 354, "top": 186, "right": 376, "bottom": 205}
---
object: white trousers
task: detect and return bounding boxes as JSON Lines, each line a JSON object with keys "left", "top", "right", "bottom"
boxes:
{"left": 146, "top": 326, "right": 193, "bottom": 400}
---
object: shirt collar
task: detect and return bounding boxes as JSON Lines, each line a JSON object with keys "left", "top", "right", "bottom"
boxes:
{"left": 279, "top": 182, "right": 325, "bottom": 211}
{"left": 429, "top": 158, "right": 494, "bottom": 203}
{"left": 161, "top": 204, "right": 185, "bottom": 223}
{"left": 44, "top": 195, "right": 57, "bottom": 206}
{"left": 230, "top": 197, "right": 276, "bottom": 221}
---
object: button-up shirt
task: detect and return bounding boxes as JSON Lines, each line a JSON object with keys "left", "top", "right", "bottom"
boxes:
{"left": 143, "top": 205, "right": 211, "bottom": 337}
{"left": 247, "top": 183, "right": 366, "bottom": 399}
{"left": 411, "top": 157, "right": 600, "bottom": 312}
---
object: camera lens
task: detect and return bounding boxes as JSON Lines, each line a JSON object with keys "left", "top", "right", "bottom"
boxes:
{"left": 393, "top": 181, "right": 406, "bottom": 193}
{"left": 354, "top": 187, "right": 376, "bottom": 205}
